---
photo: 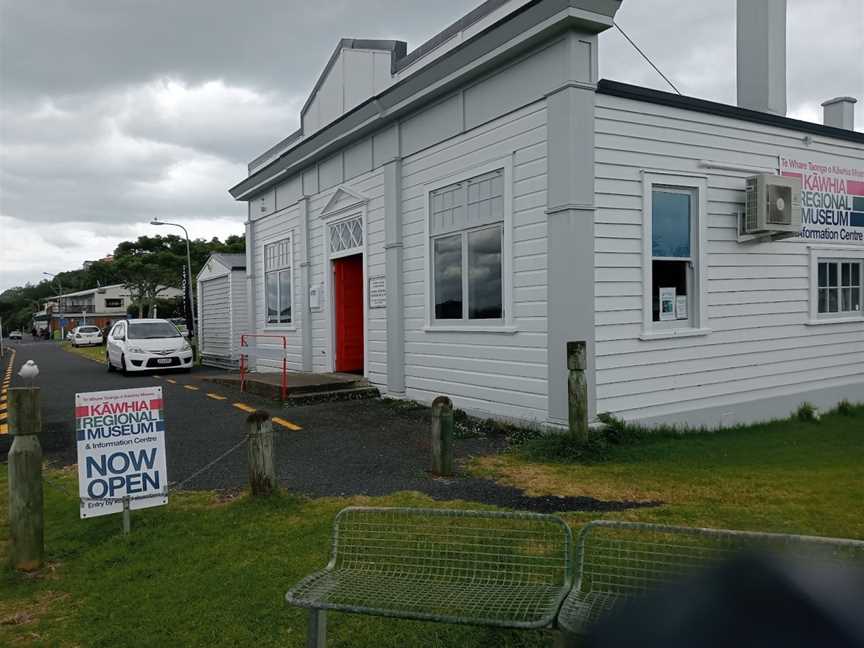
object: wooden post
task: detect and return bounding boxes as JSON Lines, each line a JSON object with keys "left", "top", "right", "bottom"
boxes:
{"left": 430, "top": 396, "right": 454, "bottom": 477}
{"left": 8, "top": 387, "right": 44, "bottom": 571}
{"left": 247, "top": 410, "right": 276, "bottom": 496}
{"left": 567, "top": 341, "right": 589, "bottom": 442}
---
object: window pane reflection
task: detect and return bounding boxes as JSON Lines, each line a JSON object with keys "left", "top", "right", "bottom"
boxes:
{"left": 434, "top": 235, "right": 462, "bottom": 319}
{"left": 468, "top": 226, "right": 502, "bottom": 319}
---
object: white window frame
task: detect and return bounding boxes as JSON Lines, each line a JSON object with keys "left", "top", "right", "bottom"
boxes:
{"left": 640, "top": 171, "right": 710, "bottom": 340}
{"left": 807, "top": 246, "right": 864, "bottom": 325}
{"left": 423, "top": 157, "right": 515, "bottom": 333}
{"left": 263, "top": 236, "right": 294, "bottom": 329}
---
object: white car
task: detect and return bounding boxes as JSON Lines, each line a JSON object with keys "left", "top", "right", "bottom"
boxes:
{"left": 71, "top": 325, "right": 103, "bottom": 347}
{"left": 8, "top": 330, "right": 22, "bottom": 340}
{"left": 106, "top": 318, "right": 194, "bottom": 374}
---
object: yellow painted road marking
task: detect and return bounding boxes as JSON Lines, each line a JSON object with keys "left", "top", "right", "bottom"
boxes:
{"left": 166, "top": 379, "right": 177, "bottom": 384}
{"left": 183, "top": 385, "right": 199, "bottom": 391}
{"left": 272, "top": 417, "right": 302, "bottom": 431}
{"left": 206, "top": 393, "right": 227, "bottom": 401}
{"left": 233, "top": 402, "right": 256, "bottom": 413}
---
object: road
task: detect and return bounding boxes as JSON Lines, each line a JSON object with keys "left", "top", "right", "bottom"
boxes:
{"left": 1, "top": 340, "right": 303, "bottom": 490}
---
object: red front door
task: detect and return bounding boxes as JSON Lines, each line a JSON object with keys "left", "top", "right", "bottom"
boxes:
{"left": 333, "top": 254, "right": 364, "bottom": 374}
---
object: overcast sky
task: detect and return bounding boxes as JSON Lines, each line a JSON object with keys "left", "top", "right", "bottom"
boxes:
{"left": 1, "top": 0, "right": 862, "bottom": 292}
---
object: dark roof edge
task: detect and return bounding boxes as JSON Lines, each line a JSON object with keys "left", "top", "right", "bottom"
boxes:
{"left": 394, "top": 0, "right": 513, "bottom": 73}
{"left": 300, "top": 39, "right": 407, "bottom": 121}
{"left": 596, "top": 79, "right": 864, "bottom": 146}
{"left": 249, "top": 129, "right": 303, "bottom": 173}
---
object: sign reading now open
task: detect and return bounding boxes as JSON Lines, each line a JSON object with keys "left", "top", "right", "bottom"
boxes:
{"left": 75, "top": 386, "right": 168, "bottom": 519}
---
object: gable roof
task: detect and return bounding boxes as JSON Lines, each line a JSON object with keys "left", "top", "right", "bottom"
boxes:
{"left": 210, "top": 253, "right": 246, "bottom": 270}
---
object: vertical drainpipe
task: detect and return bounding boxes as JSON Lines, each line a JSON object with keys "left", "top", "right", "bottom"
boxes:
{"left": 383, "top": 158, "right": 405, "bottom": 395}
{"left": 299, "top": 196, "right": 313, "bottom": 372}
{"left": 545, "top": 31, "right": 599, "bottom": 425}
{"left": 245, "top": 202, "right": 256, "bottom": 363}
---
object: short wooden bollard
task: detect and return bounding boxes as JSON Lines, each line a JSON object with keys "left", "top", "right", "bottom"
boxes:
{"left": 430, "top": 396, "right": 454, "bottom": 477}
{"left": 247, "top": 410, "right": 276, "bottom": 496}
{"left": 567, "top": 341, "right": 589, "bottom": 442}
{"left": 8, "top": 387, "right": 45, "bottom": 571}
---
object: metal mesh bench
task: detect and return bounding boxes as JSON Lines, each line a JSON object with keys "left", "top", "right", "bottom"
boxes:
{"left": 558, "top": 520, "right": 864, "bottom": 636}
{"left": 286, "top": 506, "right": 573, "bottom": 646}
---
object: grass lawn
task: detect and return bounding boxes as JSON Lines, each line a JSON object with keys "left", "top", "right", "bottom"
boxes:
{"left": 470, "top": 405, "right": 864, "bottom": 539}
{"left": 59, "top": 341, "right": 106, "bottom": 365}
{"left": 1, "top": 406, "right": 862, "bottom": 646}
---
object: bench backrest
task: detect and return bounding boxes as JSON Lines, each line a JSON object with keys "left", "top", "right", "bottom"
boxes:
{"left": 574, "top": 520, "right": 864, "bottom": 596}
{"left": 329, "top": 507, "right": 573, "bottom": 588}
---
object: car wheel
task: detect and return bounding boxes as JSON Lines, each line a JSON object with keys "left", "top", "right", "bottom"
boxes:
{"left": 107, "top": 355, "right": 115, "bottom": 372}
{"left": 120, "top": 354, "right": 128, "bottom": 376}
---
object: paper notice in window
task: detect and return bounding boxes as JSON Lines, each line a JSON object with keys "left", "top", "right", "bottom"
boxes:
{"left": 659, "top": 287, "right": 676, "bottom": 321}
{"left": 676, "top": 296, "right": 688, "bottom": 320}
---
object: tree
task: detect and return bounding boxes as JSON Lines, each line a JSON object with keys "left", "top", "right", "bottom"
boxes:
{"left": 113, "top": 236, "right": 187, "bottom": 317}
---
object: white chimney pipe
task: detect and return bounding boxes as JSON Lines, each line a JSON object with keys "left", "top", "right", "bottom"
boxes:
{"left": 821, "top": 97, "right": 857, "bottom": 130}
{"left": 736, "top": 0, "right": 787, "bottom": 116}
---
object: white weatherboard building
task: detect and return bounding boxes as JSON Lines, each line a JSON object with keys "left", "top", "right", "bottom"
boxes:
{"left": 228, "top": 0, "right": 864, "bottom": 428}
{"left": 196, "top": 253, "right": 249, "bottom": 368}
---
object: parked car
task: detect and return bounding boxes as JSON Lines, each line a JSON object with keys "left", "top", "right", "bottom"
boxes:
{"left": 8, "top": 330, "right": 22, "bottom": 340}
{"left": 106, "top": 318, "right": 193, "bottom": 374}
{"left": 70, "top": 325, "right": 103, "bottom": 347}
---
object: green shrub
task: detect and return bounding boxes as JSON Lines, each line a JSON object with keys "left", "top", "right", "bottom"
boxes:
{"left": 835, "top": 400, "right": 854, "bottom": 417}
{"left": 796, "top": 402, "right": 819, "bottom": 422}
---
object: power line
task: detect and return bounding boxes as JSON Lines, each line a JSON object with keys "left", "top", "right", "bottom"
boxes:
{"left": 614, "top": 21, "right": 682, "bottom": 95}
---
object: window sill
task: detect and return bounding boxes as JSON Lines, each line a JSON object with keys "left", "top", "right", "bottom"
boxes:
{"left": 423, "top": 324, "right": 519, "bottom": 334}
{"left": 805, "top": 317, "right": 864, "bottom": 326}
{"left": 263, "top": 325, "right": 297, "bottom": 332}
{"left": 639, "top": 327, "right": 711, "bottom": 341}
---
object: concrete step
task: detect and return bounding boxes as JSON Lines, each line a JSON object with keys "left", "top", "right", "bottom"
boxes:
{"left": 285, "top": 385, "right": 380, "bottom": 406}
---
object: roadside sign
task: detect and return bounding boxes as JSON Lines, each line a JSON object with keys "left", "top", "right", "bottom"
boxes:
{"left": 75, "top": 386, "right": 168, "bottom": 519}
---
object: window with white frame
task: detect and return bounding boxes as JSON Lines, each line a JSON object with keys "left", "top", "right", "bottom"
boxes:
{"left": 817, "top": 258, "right": 862, "bottom": 316}
{"left": 642, "top": 173, "right": 706, "bottom": 336}
{"left": 264, "top": 238, "right": 292, "bottom": 325}
{"left": 430, "top": 169, "right": 505, "bottom": 322}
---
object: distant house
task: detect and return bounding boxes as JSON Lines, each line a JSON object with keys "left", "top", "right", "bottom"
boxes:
{"left": 36, "top": 283, "right": 182, "bottom": 334}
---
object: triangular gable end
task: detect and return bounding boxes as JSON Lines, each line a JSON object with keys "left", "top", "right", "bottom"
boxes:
{"left": 320, "top": 186, "right": 368, "bottom": 218}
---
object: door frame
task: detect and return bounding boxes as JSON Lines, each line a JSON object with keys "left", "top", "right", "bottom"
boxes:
{"left": 320, "top": 188, "right": 368, "bottom": 376}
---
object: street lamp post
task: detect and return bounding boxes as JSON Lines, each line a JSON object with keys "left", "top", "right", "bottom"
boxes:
{"left": 150, "top": 220, "right": 197, "bottom": 361}
{"left": 43, "top": 272, "right": 64, "bottom": 339}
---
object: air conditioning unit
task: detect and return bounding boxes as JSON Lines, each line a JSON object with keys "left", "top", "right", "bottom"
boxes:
{"left": 743, "top": 174, "right": 802, "bottom": 234}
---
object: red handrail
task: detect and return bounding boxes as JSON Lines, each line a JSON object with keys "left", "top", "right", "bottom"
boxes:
{"left": 239, "top": 333, "right": 290, "bottom": 401}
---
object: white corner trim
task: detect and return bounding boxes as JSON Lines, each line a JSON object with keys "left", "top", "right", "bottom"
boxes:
{"left": 639, "top": 327, "right": 712, "bottom": 341}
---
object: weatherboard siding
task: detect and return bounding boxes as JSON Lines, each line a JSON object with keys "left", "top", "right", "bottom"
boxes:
{"left": 400, "top": 101, "right": 549, "bottom": 421}
{"left": 229, "top": 272, "right": 248, "bottom": 361}
{"left": 593, "top": 93, "right": 864, "bottom": 423}
{"left": 252, "top": 204, "right": 304, "bottom": 372}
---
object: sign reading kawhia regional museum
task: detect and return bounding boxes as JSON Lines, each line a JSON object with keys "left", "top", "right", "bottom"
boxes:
{"left": 782, "top": 156, "right": 864, "bottom": 244}
{"left": 75, "top": 387, "right": 168, "bottom": 519}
